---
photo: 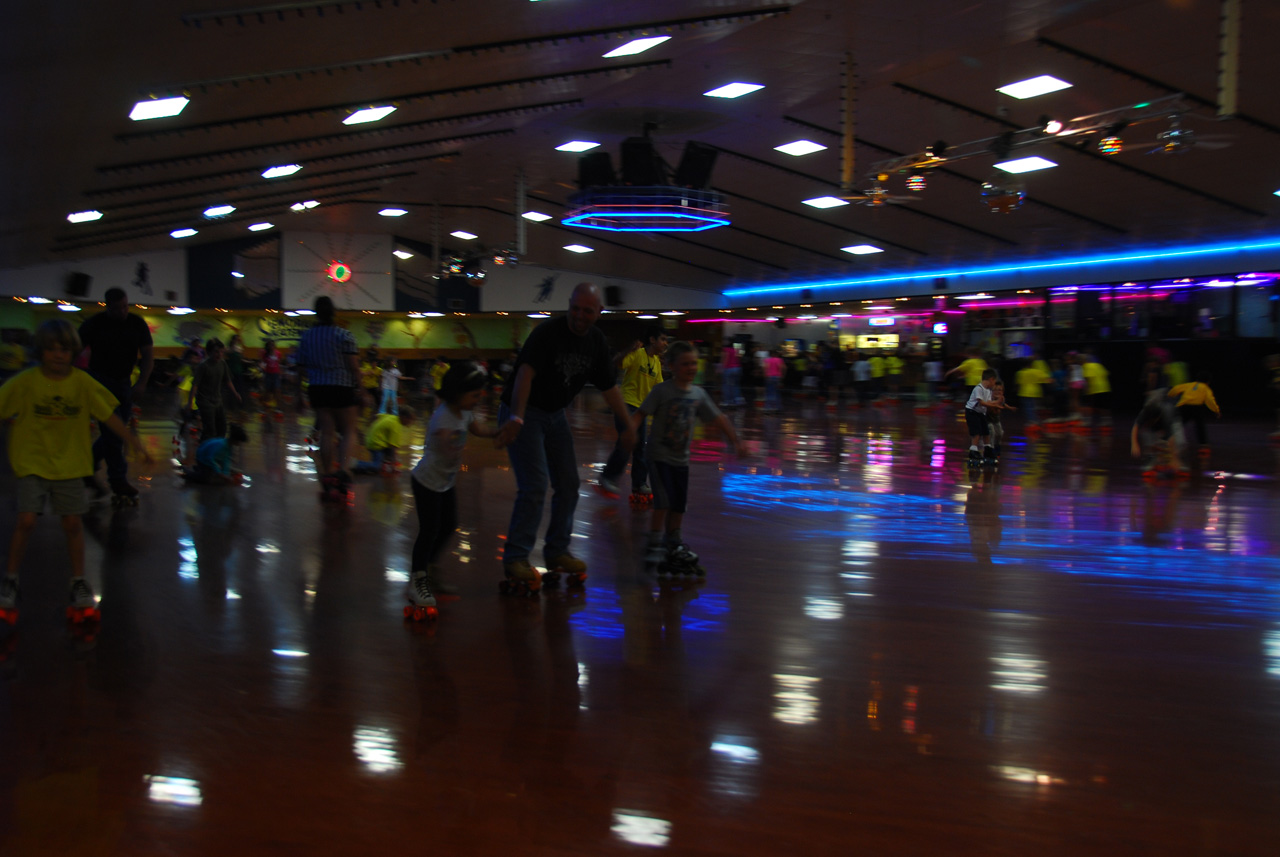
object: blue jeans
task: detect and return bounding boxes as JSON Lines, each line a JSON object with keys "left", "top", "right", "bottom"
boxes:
{"left": 501, "top": 404, "right": 580, "bottom": 563}
{"left": 378, "top": 388, "right": 398, "bottom": 415}
{"left": 91, "top": 375, "right": 132, "bottom": 483}
{"left": 602, "top": 404, "right": 647, "bottom": 488}
{"left": 722, "top": 367, "right": 741, "bottom": 406}
{"left": 764, "top": 376, "right": 781, "bottom": 411}
{"left": 352, "top": 448, "right": 390, "bottom": 474}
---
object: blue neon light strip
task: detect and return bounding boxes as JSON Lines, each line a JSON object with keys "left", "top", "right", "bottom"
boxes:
{"left": 562, "top": 210, "right": 730, "bottom": 233}
{"left": 723, "top": 237, "right": 1280, "bottom": 298}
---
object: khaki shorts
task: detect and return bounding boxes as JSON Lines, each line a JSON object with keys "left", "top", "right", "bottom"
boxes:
{"left": 17, "top": 475, "right": 88, "bottom": 516}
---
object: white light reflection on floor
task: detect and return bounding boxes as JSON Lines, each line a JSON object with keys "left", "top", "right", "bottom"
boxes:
{"left": 611, "top": 811, "right": 671, "bottom": 847}
{"left": 992, "top": 765, "right": 1064, "bottom": 786}
{"left": 709, "top": 737, "right": 761, "bottom": 800}
{"left": 772, "top": 674, "right": 820, "bottom": 724}
{"left": 804, "top": 597, "right": 844, "bottom": 620}
{"left": 384, "top": 568, "right": 409, "bottom": 583}
{"left": 577, "top": 662, "right": 589, "bottom": 711}
{"left": 145, "top": 775, "right": 203, "bottom": 806}
{"left": 353, "top": 726, "right": 403, "bottom": 773}
{"left": 1265, "top": 627, "right": 1280, "bottom": 678}
{"left": 177, "top": 537, "right": 198, "bottom": 580}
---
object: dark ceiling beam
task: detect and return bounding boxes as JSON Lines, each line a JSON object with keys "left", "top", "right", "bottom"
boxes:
{"left": 892, "top": 82, "right": 1266, "bottom": 218}
{"left": 710, "top": 145, "right": 1019, "bottom": 246}
{"left": 100, "top": 128, "right": 498, "bottom": 176}
{"left": 88, "top": 151, "right": 460, "bottom": 201}
{"left": 120, "top": 60, "right": 668, "bottom": 139}
{"left": 1037, "top": 36, "right": 1280, "bottom": 138}
{"left": 117, "top": 97, "right": 581, "bottom": 145}
{"left": 713, "top": 187, "right": 927, "bottom": 256}
{"left": 182, "top": 0, "right": 434, "bottom": 28}
{"left": 782, "top": 114, "right": 1127, "bottom": 234}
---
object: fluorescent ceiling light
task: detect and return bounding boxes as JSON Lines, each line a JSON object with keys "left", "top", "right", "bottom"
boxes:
{"left": 28, "top": 296, "right": 52, "bottom": 304}
{"left": 803, "top": 196, "right": 849, "bottom": 209}
{"left": 563, "top": 244, "right": 593, "bottom": 253}
{"left": 993, "top": 156, "right": 1058, "bottom": 173}
{"left": 393, "top": 250, "right": 414, "bottom": 260}
{"left": 66, "top": 210, "right": 103, "bottom": 223}
{"left": 57, "top": 303, "right": 82, "bottom": 312}
{"left": 171, "top": 228, "right": 198, "bottom": 238}
{"left": 294, "top": 309, "right": 316, "bottom": 316}
{"left": 231, "top": 271, "right": 245, "bottom": 278}
{"left": 603, "top": 36, "right": 670, "bottom": 58}
{"left": 203, "top": 204, "right": 236, "bottom": 218}
{"left": 129, "top": 96, "right": 189, "bottom": 121}
{"left": 167, "top": 307, "right": 196, "bottom": 315}
{"left": 637, "top": 314, "right": 658, "bottom": 319}
{"left": 842, "top": 244, "right": 884, "bottom": 255}
{"left": 956, "top": 293, "right": 995, "bottom": 300}
{"left": 262, "top": 164, "right": 302, "bottom": 179}
{"left": 290, "top": 200, "right": 320, "bottom": 211}
{"left": 660, "top": 310, "right": 685, "bottom": 316}
{"left": 774, "top": 140, "right": 827, "bottom": 157}
{"left": 522, "top": 211, "right": 553, "bottom": 222}
{"left": 556, "top": 141, "right": 600, "bottom": 152}
{"left": 865, "top": 305, "right": 892, "bottom": 310}
{"left": 343, "top": 105, "right": 396, "bottom": 125}
{"left": 704, "top": 82, "right": 765, "bottom": 99}
{"left": 248, "top": 222, "right": 274, "bottom": 231}
{"left": 528, "top": 313, "right": 550, "bottom": 319}
{"left": 379, "top": 208, "right": 408, "bottom": 217}
{"left": 450, "top": 230, "right": 478, "bottom": 240}
{"left": 1274, "top": 189, "right": 1280, "bottom": 197}
{"left": 996, "top": 75, "right": 1072, "bottom": 99}
{"left": 422, "top": 311, "right": 445, "bottom": 317}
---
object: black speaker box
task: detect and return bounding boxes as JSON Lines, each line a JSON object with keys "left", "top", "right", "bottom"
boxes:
{"left": 674, "top": 142, "right": 718, "bottom": 189}
{"left": 620, "top": 137, "right": 666, "bottom": 185}
{"left": 578, "top": 151, "right": 616, "bottom": 188}
{"left": 66, "top": 271, "right": 92, "bottom": 297}
{"left": 604, "top": 285, "right": 623, "bottom": 307}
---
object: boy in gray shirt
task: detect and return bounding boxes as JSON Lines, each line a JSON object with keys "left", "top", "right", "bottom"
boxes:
{"left": 633, "top": 340, "right": 743, "bottom": 576}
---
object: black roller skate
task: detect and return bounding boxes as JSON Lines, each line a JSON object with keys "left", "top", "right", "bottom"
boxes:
{"left": 403, "top": 570, "right": 439, "bottom": 622}
{"left": 543, "top": 553, "right": 588, "bottom": 588}
{"left": 664, "top": 543, "right": 706, "bottom": 580}
{"left": 498, "top": 559, "right": 543, "bottom": 597}
{"left": 981, "top": 446, "right": 998, "bottom": 469}
{"left": 966, "top": 448, "right": 982, "bottom": 469}
{"left": 110, "top": 480, "right": 140, "bottom": 507}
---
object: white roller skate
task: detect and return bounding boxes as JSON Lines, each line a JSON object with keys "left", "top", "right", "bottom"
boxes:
{"left": 403, "top": 570, "right": 439, "bottom": 622}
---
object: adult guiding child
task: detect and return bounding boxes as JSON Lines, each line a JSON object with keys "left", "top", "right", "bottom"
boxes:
{"left": 494, "top": 283, "right": 635, "bottom": 592}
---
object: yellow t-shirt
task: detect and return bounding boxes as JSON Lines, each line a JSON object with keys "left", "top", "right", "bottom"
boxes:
{"left": 959, "top": 358, "right": 988, "bottom": 386}
{"left": 0, "top": 367, "right": 118, "bottom": 480}
{"left": 1082, "top": 361, "right": 1111, "bottom": 395}
{"left": 0, "top": 342, "right": 26, "bottom": 372}
{"left": 366, "top": 413, "right": 405, "bottom": 451}
{"left": 619, "top": 348, "right": 663, "bottom": 407}
{"left": 1169, "top": 382, "right": 1220, "bottom": 415}
{"left": 1015, "top": 366, "right": 1049, "bottom": 398}
{"left": 430, "top": 362, "right": 449, "bottom": 390}
{"left": 868, "top": 356, "right": 885, "bottom": 378}
{"left": 886, "top": 355, "right": 904, "bottom": 375}
{"left": 361, "top": 360, "right": 380, "bottom": 390}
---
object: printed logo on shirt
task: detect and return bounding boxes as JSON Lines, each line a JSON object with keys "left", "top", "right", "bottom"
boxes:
{"left": 33, "top": 395, "right": 82, "bottom": 419}
{"left": 554, "top": 351, "right": 593, "bottom": 388}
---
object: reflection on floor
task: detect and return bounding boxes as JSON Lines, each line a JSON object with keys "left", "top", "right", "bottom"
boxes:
{"left": 2, "top": 393, "right": 1279, "bottom": 855}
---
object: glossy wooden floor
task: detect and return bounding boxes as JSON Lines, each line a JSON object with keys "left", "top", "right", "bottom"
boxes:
{"left": 2, "top": 392, "right": 1279, "bottom": 856}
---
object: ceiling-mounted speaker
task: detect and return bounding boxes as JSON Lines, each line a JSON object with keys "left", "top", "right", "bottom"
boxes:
{"left": 578, "top": 151, "right": 615, "bottom": 188}
{"left": 621, "top": 136, "right": 666, "bottom": 185}
{"left": 66, "top": 271, "right": 92, "bottom": 297}
{"left": 674, "top": 141, "right": 718, "bottom": 189}
{"left": 604, "top": 285, "right": 624, "bottom": 307}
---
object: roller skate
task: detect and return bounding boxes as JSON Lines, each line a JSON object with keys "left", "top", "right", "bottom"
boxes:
{"left": 129, "top": 405, "right": 141, "bottom": 430}
{"left": 110, "top": 480, "right": 140, "bottom": 507}
{"left": 403, "top": 571, "right": 439, "bottom": 622}
{"left": 499, "top": 559, "right": 542, "bottom": 597}
{"left": 83, "top": 475, "right": 110, "bottom": 504}
{"left": 543, "top": 552, "right": 588, "bottom": 589}
{"left": 0, "top": 576, "right": 18, "bottom": 626}
{"left": 982, "top": 447, "right": 998, "bottom": 470}
{"left": 664, "top": 543, "right": 705, "bottom": 580}
{"left": 594, "top": 475, "right": 620, "bottom": 499}
{"left": 319, "top": 471, "right": 354, "bottom": 504}
{"left": 966, "top": 448, "right": 982, "bottom": 470}
{"left": 66, "top": 577, "right": 101, "bottom": 625}
{"left": 629, "top": 483, "right": 654, "bottom": 510}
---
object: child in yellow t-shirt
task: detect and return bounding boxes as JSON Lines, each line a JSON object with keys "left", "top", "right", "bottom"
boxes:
{"left": 353, "top": 407, "right": 417, "bottom": 474}
{"left": 0, "top": 321, "right": 151, "bottom": 623}
{"left": 1168, "top": 372, "right": 1220, "bottom": 448}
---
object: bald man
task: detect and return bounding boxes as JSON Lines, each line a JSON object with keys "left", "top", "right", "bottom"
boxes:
{"left": 495, "top": 283, "right": 635, "bottom": 590}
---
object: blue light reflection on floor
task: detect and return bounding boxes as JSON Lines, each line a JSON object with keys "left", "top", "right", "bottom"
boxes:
{"left": 721, "top": 472, "right": 1280, "bottom": 620}
{"left": 568, "top": 587, "right": 729, "bottom": 641}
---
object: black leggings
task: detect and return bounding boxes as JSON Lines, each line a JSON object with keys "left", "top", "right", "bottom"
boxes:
{"left": 412, "top": 479, "right": 457, "bottom": 571}
{"left": 1178, "top": 404, "right": 1211, "bottom": 446}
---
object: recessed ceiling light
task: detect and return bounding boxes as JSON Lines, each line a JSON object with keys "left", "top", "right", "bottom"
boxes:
{"left": 993, "top": 156, "right": 1058, "bottom": 173}
{"left": 842, "top": 244, "right": 883, "bottom": 255}
{"left": 603, "top": 36, "right": 671, "bottom": 58}
{"left": 556, "top": 141, "right": 600, "bottom": 152}
{"left": 522, "top": 211, "right": 553, "bottom": 222}
{"left": 660, "top": 310, "right": 685, "bottom": 316}
{"left": 28, "top": 297, "right": 52, "bottom": 304}
{"left": 996, "top": 75, "right": 1072, "bottom": 99}
{"left": 393, "top": 250, "right": 414, "bottom": 260}
{"left": 290, "top": 201, "right": 320, "bottom": 211}
{"left": 450, "top": 230, "right": 478, "bottom": 240}
{"left": 803, "top": 196, "right": 849, "bottom": 209}
{"left": 528, "top": 312, "right": 550, "bottom": 319}
{"left": 262, "top": 164, "right": 302, "bottom": 179}
{"left": 129, "top": 96, "right": 189, "bottom": 121}
{"left": 422, "top": 311, "right": 445, "bottom": 317}
{"left": 637, "top": 314, "right": 658, "bottom": 319}
{"left": 563, "top": 244, "right": 593, "bottom": 253}
{"left": 203, "top": 204, "right": 236, "bottom": 218}
{"left": 1274, "top": 189, "right": 1280, "bottom": 197}
{"left": 379, "top": 208, "right": 408, "bottom": 217}
{"left": 774, "top": 140, "right": 827, "bottom": 157}
{"left": 57, "top": 303, "right": 82, "bottom": 312}
{"left": 343, "top": 105, "right": 396, "bottom": 125}
{"left": 248, "top": 222, "right": 274, "bottom": 231}
{"left": 704, "top": 82, "right": 765, "bottom": 99}
{"left": 167, "top": 306, "right": 196, "bottom": 315}
{"left": 66, "top": 210, "right": 103, "bottom": 223}
{"left": 171, "top": 228, "right": 198, "bottom": 238}
{"left": 231, "top": 271, "right": 245, "bottom": 278}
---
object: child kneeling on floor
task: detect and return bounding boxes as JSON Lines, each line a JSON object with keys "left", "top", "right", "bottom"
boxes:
{"left": 183, "top": 423, "right": 249, "bottom": 484}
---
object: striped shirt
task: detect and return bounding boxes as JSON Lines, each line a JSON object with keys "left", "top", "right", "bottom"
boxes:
{"left": 296, "top": 323, "right": 358, "bottom": 387}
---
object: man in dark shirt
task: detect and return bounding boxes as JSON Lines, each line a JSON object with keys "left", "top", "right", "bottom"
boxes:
{"left": 495, "top": 283, "right": 635, "bottom": 589}
{"left": 78, "top": 287, "right": 154, "bottom": 498}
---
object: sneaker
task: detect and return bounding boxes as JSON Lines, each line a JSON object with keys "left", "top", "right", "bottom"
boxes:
{"left": 0, "top": 576, "right": 17, "bottom": 610}
{"left": 69, "top": 577, "right": 96, "bottom": 609}
{"left": 426, "top": 564, "right": 459, "bottom": 595}
{"left": 406, "top": 571, "right": 437, "bottom": 608}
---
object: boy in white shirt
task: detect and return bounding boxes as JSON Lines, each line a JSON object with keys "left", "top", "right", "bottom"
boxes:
{"left": 964, "top": 369, "right": 999, "bottom": 466}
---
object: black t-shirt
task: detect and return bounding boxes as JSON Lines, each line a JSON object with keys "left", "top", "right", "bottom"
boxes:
{"left": 79, "top": 312, "right": 153, "bottom": 381}
{"left": 501, "top": 317, "right": 615, "bottom": 412}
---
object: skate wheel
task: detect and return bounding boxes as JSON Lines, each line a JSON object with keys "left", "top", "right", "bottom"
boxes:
{"left": 426, "top": 607, "right": 439, "bottom": 620}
